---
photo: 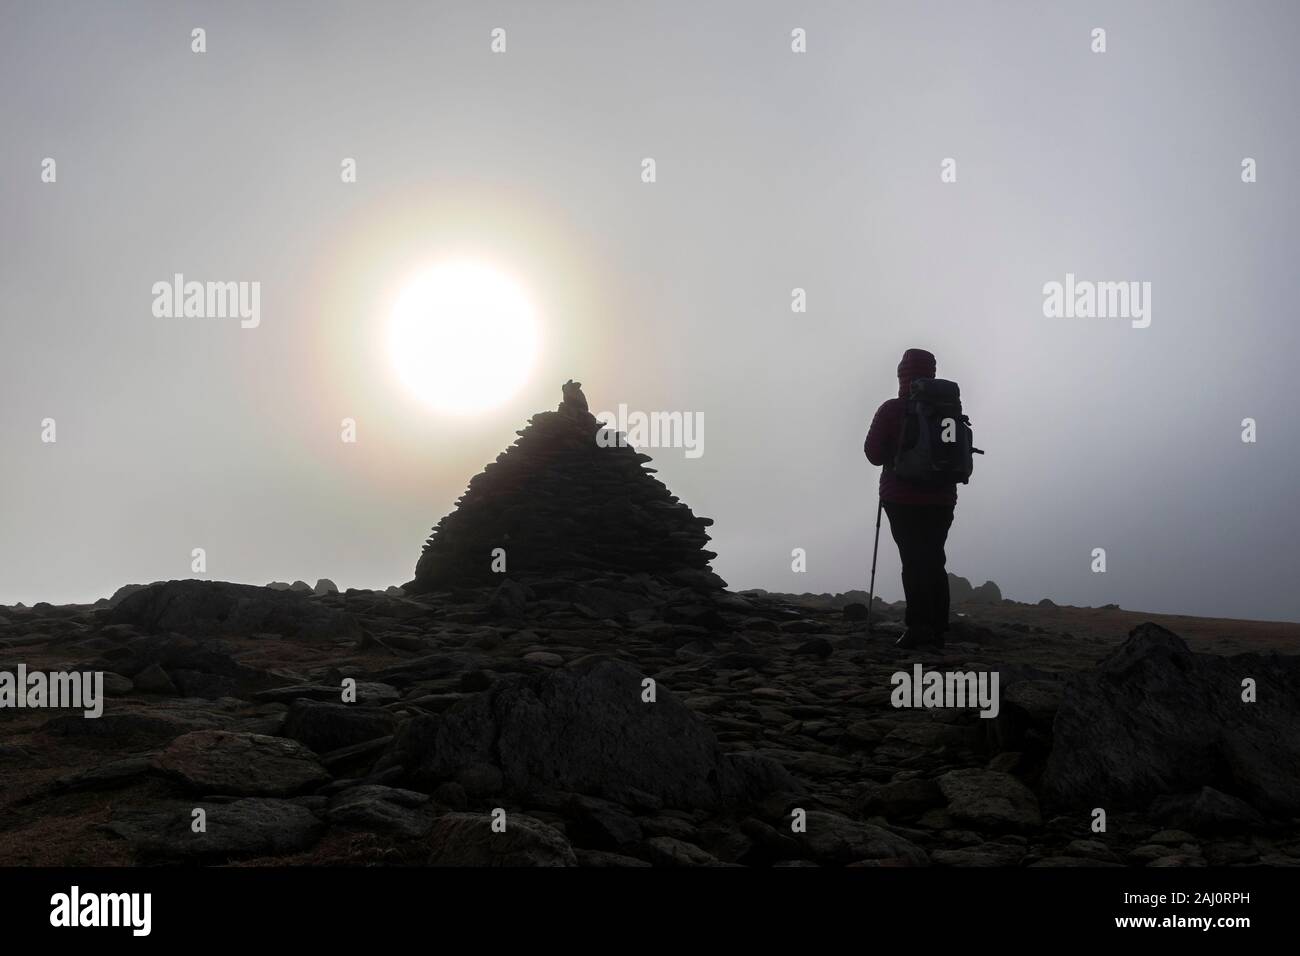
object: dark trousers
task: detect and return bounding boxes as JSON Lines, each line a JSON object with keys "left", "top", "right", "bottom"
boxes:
{"left": 883, "top": 501, "right": 955, "bottom": 635}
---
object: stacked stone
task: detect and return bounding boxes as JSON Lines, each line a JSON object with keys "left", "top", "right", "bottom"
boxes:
{"left": 407, "top": 385, "right": 722, "bottom": 591}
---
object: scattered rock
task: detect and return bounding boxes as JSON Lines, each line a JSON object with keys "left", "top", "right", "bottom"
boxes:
{"left": 427, "top": 812, "right": 577, "bottom": 866}
{"left": 105, "top": 798, "right": 324, "bottom": 861}
{"left": 132, "top": 662, "right": 178, "bottom": 695}
{"left": 1149, "top": 786, "right": 1266, "bottom": 832}
{"left": 384, "top": 658, "right": 788, "bottom": 809}
{"left": 794, "top": 638, "right": 834, "bottom": 659}
{"left": 794, "top": 811, "right": 929, "bottom": 866}
{"left": 643, "top": 836, "right": 719, "bottom": 866}
{"left": 106, "top": 579, "right": 360, "bottom": 640}
{"left": 41, "top": 709, "right": 222, "bottom": 747}
{"left": 489, "top": 579, "right": 530, "bottom": 619}
{"left": 860, "top": 777, "right": 944, "bottom": 817}
{"left": 575, "top": 848, "right": 653, "bottom": 867}
{"left": 326, "top": 785, "right": 434, "bottom": 838}
{"left": 937, "top": 769, "right": 1041, "bottom": 830}
{"left": 567, "top": 795, "right": 644, "bottom": 849}
{"left": 101, "top": 672, "right": 134, "bottom": 696}
{"left": 54, "top": 756, "right": 156, "bottom": 792}
{"left": 282, "top": 700, "right": 397, "bottom": 754}
{"left": 156, "top": 730, "right": 330, "bottom": 796}
{"left": 1064, "top": 839, "right": 1121, "bottom": 864}
{"left": 842, "top": 603, "right": 869, "bottom": 622}
{"left": 988, "top": 679, "right": 1062, "bottom": 753}
{"left": 522, "top": 650, "right": 563, "bottom": 668}
{"left": 931, "top": 844, "right": 1027, "bottom": 866}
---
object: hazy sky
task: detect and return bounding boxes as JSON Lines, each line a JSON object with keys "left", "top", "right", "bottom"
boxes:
{"left": 3, "top": 1, "right": 1298, "bottom": 621}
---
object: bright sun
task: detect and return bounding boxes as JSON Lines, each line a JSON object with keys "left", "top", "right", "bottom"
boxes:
{"left": 388, "top": 260, "right": 539, "bottom": 414}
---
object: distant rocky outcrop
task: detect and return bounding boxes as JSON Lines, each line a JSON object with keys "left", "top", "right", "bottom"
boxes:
{"left": 106, "top": 579, "right": 360, "bottom": 640}
{"left": 406, "top": 383, "right": 723, "bottom": 592}
{"left": 947, "top": 575, "right": 974, "bottom": 604}
{"left": 736, "top": 589, "right": 883, "bottom": 610}
{"left": 948, "top": 573, "right": 1002, "bottom": 605}
{"left": 105, "top": 583, "right": 151, "bottom": 608}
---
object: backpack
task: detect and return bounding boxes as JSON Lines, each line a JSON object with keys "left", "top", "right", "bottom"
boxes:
{"left": 892, "top": 378, "right": 981, "bottom": 485}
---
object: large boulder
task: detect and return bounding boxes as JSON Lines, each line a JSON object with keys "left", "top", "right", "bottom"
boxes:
{"left": 1041, "top": 623, "right": 1300, "bottom": 814}
{"left": 106, "top": 579, "right": 360, "bottom": 640}
{"left": 281, "top": 700, "right": 397, "bottom": 754}
{"left": 156, "top": 730, "right": 330, "bottom": 796}
{"left": 380, "top": 658, "right": 793, "bottom": 809}
{"left": 40, "top": 705, "right": 225, "bottom": 747}
{"left": 937, "top": 768, "right": 1042, "bottom": 830}
{"left": 987, "top": 679, "right": 1064, "bottom": 754}
{"left": 89, "top": 632, "right": 276, "bottom": 699}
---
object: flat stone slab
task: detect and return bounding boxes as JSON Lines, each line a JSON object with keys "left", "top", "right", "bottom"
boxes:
{"left": 427, "top": 812, "right": 576, "bottom": 866}
{"left": 938, "top": 768, "right": 1042, "bottom": 831}
{"left": 156, "top": 730, "right": 330, "bottom": 796}
{"left": 104, "top": 798, "right": 324, "bottom": 862}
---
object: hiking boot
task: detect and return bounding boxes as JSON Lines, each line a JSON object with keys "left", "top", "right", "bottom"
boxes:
{"left": 893, "top": 629, "right": 932, "bottom": 649}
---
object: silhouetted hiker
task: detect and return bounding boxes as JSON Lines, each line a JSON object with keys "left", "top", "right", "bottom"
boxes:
{"left": 864, "top": 348, "right": 966, "bottom": 649}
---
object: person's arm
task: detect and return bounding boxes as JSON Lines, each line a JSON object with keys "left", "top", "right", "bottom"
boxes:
{"left": 864, "top": 399, "right": 897, "bottom": 466}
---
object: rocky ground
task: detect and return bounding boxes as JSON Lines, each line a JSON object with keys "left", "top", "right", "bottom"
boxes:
{"left": 1, "top": 576, "right": 1297, "bottom": 867}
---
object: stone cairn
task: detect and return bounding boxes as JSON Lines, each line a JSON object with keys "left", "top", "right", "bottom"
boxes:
{"left": 406, "top": 381, "right": 723, "bottom": 592}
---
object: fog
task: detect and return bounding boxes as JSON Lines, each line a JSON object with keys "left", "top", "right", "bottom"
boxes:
{"left": 3, "top": 1, "right": 1297, "bottom": 621}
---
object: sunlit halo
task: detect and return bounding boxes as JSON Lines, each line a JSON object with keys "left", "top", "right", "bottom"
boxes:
{"left": 388, "top": 261, "right": 539, "bottom": 414}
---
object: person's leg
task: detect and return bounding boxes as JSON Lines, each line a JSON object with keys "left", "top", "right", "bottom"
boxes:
{"left": 883, "top": 502, "right": 927, "bottom": 636}
{"left": 925, "top": 504, "right": 955, "bottom": 636}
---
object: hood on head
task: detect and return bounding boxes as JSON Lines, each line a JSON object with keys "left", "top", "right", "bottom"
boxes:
{"left": 897, "top": 348, "right": 936, "bottom": 397}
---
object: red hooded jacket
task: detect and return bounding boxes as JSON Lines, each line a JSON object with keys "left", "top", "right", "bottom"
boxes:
{"left": 864, "top": 348, "right": 958, "bottom": 506}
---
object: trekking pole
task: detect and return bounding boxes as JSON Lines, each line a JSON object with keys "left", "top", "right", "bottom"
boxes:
{"left": 866, "top": 496, "right": 883, "bottom": 633}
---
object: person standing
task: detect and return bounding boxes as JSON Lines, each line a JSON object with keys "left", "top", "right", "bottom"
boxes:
{"left": 864, "top": 348, "right": 957, "bottom": 649}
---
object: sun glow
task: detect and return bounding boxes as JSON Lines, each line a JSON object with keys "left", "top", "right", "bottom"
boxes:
{"left": 388, "top": 260, "right": 539, "bottom": 414}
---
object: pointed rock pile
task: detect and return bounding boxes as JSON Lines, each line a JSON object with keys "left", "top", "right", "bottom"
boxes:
{"left": 406, "top": 382, "right": 723, "bottom": 591}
